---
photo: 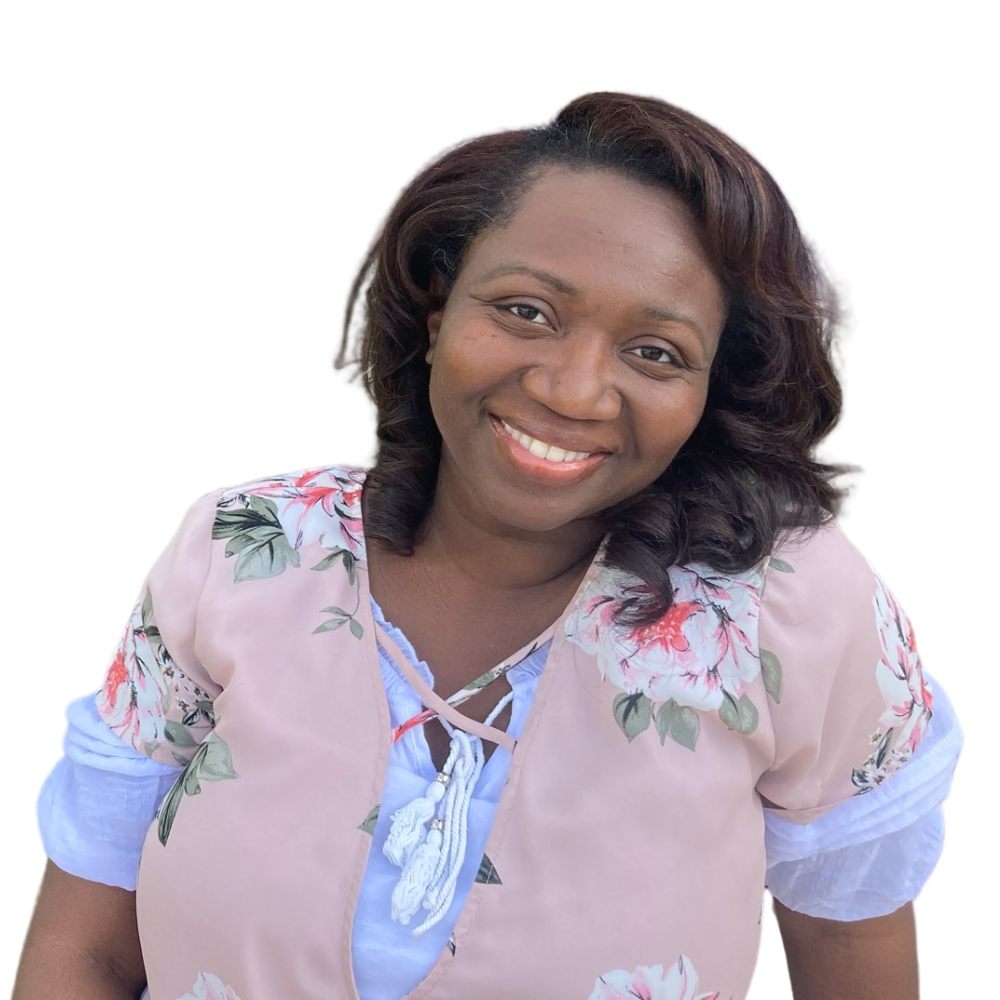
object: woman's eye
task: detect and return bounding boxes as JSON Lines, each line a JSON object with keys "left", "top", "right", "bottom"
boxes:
{"left": 629, "top": 345, "right": 679, "bottom": 365}
{"left": 500, "top": 303, "right": 548, "bottom": 325}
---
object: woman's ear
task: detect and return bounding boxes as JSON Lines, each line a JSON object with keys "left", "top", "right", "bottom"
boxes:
{"left": 425, "top": 310, "right": 442, "bottom": 364}
{"left": 425, "top": 270, "right": 448, "bottom": 364}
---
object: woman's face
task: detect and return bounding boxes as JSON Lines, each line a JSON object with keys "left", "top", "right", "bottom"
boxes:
{"left": 425, "top": 166, "right": 727, "bottom": 540}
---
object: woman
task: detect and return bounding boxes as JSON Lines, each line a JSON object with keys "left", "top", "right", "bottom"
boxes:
{"left": 15, "top": 92, "right": 960, "bottom": 999}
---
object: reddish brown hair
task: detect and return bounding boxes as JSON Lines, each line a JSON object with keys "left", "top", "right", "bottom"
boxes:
{"left": 337, "top": 92, "right": 846, "bottom": 621}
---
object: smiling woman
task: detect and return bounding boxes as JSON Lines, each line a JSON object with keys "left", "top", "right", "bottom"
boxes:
{"left": 424, "top": 169, "right": 726, "bottom": 537}
{"left": 15, "top": 93, "right": 959, "bottom": 1000}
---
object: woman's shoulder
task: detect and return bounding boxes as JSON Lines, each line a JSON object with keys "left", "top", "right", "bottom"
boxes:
{"left": 164, "top": 465, "right": 370, "bottom": 590}
{"left": 202, "top": 464, "right": 369, "bottom": 579}
{"left": 207, "top": 464, "right": 368, "bottom": 509}
{"left": 182, "top": 461, "right": 368, "bottom": 521}
{"left": 761, "top": 518, "right": 880, "bottom": 623}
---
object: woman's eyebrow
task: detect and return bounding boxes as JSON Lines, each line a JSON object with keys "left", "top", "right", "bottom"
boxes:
{"left": 476, "top": 262, "right": 708, "bottom": 343}
{"left": 477, "top": 264, "right": 579, "bottom": 297}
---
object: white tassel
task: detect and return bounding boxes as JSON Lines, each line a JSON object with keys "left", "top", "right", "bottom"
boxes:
{"left": 417, "top": 735, "right": 485, "bottom": 933}
{"left": 387, "top": 692, "right": 515, "bottom": 936}
{"left": 390, "top": 826, "right": 443, "bottom": 924}
{"left": 383, "top": 778, "right": 445, "bottom": 867}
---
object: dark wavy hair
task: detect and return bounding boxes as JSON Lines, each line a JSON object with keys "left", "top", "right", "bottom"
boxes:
{"left": 336, "top": 92, "right": 847, "bottom": 624}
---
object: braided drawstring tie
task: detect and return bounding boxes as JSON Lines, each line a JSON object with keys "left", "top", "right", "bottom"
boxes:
{"left": 385, "top": 691, "right": 514, "bottom": 935}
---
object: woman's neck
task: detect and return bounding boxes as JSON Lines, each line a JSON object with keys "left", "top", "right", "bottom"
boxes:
{"left": 415, "top": 482, "right": 605, "bottom": 596}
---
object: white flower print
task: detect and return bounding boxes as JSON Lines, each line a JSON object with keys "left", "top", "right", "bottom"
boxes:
{"left": 96, "top": 590, "right": 214, "bottom": 762}
{"left": 589, "top": 955, "right": 719, "bottom": 1000}
{"left": 228, "top": 466, "right": 366, "bottom": 557}
{"left": 853, "top": 574, "right": 933, "bottom": 792}
{"left": 176, "top": 971, "right": 243, "bottom": 1000}
{"left": 565, "top": 562, "right": 763, "bottom": 747}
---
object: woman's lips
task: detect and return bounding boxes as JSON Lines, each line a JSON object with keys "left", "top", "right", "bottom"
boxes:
{"left": 490, "top": 416, "right": 609, "bottom": 483}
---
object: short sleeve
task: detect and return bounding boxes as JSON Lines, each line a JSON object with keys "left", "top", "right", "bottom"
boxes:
{"left": 39, "top": 694, "right": 179, "bottom": 889}
{"left": 755, "top": 522, "right": 937, "bottom": 823}
{"left": 753, "top": 522, "right": 963, "bottom": 918}
{"left": 763, "top": 674, "right": 961, "bottom": 918}
{"left": 95, "top": 492, "right": 222, "bottom": 766}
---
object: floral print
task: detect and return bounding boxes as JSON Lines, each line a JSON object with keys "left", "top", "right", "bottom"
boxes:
{"left": 213, "top": 467, "right": 366, "bottom": 637}
{"left": 589, "top": 955, "right": 719, "bottom": 1000}
{"left": 853, "top": 574, "right": 933, "bottom": 792}
{"left": 220, "top": 466, "right": 365, "bottom": 560}
{"left": 157, "top": 732, "right": 238, "bottom": 845}
{"left": 176, "top": 972, "right": 243, "bottom": 1000}
{"left": 566, "top": 562, "right": 766, "bottom": 749}
{"left": 85, "top": 469, "right": 951, "bottom": 999}
{"left": 96, "top": 590, "right": 214, "bottom": 762}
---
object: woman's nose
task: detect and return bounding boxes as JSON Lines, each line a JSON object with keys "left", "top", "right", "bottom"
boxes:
{"left": 519, "top": 334, "right": 622, "bottom": 421}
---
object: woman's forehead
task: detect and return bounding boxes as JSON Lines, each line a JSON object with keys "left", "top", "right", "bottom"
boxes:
{"left": 465, "top": 168, "right": 711, "bottom": 275}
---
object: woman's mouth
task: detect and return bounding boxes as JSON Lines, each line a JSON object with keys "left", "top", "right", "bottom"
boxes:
{"left": 498, "top": 418, "right": 595, "bottom": 462}
{"left": 491, "top": 417, "right": 609, "bottom": 482}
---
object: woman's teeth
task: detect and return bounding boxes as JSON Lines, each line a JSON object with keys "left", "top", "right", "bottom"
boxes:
{"left": 500, "top": 420, "right": 593, "bottom": 463}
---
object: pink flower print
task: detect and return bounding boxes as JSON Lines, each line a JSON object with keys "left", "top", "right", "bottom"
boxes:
{"left": 565, "top": 586, "right": 621, "bottom": 656}
{"left": 96, "top": 605, "right": 169, "bottom": 750}
{"left": 854, "top": 574, "right": 933, "bottom": 792}
{"left": 873, "top": 575, "right": 932, "bottom": 757}
{"left": 103, "top": 649, "right": 127, "bottom": 709}
{"left": 96, "top": 591, "right": 215, "bottom": 762}
{"left": 176, "top": 972, "right": 243, "bottom": 1000}
{"left": 237, "top": 466, "right": 366, "bottom": 557}
{"left": 567, "top": 563, "right": 762, "bottom": 714}
{"left": 589, "top": 956, "right": 719, "bottom": 1000}
{"left": 631, "top": 599, "right": 700, "bottom": 658}
{"left": 680, "top": 573, "right": 760, "bottom": 699}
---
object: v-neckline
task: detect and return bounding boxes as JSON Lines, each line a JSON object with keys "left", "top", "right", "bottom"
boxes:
{"left": 373, "top": 618, "right": 553, "bottom": 752}
{"left": 355, "top": 473, "right": 609, "bottom": 752}
{"left": 342, "top": 490, "right": 609, "bottom": 1000}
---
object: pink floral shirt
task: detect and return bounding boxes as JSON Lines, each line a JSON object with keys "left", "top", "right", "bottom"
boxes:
{"left": 78, "top": 467, "right": 956, "bottom": 1000}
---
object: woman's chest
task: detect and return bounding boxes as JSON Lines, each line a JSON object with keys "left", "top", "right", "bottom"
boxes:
{"left": 372, "top": 582, "right": 570, "bottom": 769}
{"left": 136, "top": 570, "right": 773, "bottom": 1000}
{"left": 135, "top": 532, "right": 776, "bottom": 999}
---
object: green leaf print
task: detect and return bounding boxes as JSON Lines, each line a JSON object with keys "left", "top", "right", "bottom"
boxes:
{"left": 311, "top": 549, "right": 349, "bottom": 572}
{"left": 874, "top": 727, "right": 894, "bottom": 769}
{"left": 719, "top": 692, "right": 759, "bottom": 735}
{"left": 654, "top": 699, "right": 673, "bottom": 745}
{"left": 654, "top": 699, "right": 700, "bottom": 751}
{"left": 213, "top": 496, "right": 300, "bottom": 582}
{"left": 139, "top": 591, "right": 162, "bottom": 643}
{"left": 164, "top": 720, "right": 197, "bottom": 747}
{"left": 358, "top": 805, "right": 380, "bottom": 834}
{"left": 198, "top": 736, "right": 238, "bottom": 781}
{"left": 310, "top": 545, "right": 364, "bottom": 636}
{"left": 311, "top": 548, "right": 357, "bottom": 584}
{"left": 313, "top": 617, "right": 348, "bottom": 633}
{"left": 157, "top": 733, "right": 239, "bottom": 846}
{"left": 156, "top": 777, "right": 186, "bottom": 847}
{"left": 182, "top": 763, "right": 204, "bottom": 796}
{"left": 475, "top": 854, "right": 502, "bottom": 885}
{"left": 612, "top": 692, "right": 653, "bottom": 742}
{"left": 760, "top": 648, "right": 783, "bottom": 703}
{"left": 314, "top": 607, "right": 363, "bottom": 639}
